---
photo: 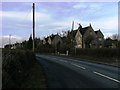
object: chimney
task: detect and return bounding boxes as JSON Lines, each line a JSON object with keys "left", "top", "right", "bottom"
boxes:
{"left": 71, "top": 21, "right": 74, "bottom": 31}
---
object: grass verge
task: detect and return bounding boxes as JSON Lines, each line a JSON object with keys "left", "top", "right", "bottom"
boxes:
{"left": 21, "top": 61, "right": 47, "bottom": 88}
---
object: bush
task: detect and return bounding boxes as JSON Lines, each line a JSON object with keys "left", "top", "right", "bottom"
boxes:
{"left": 2, "top": 49, "right": 36, "bottom": 88}
{"left": 71, "top": 48, "right": 120, "bottom": 62}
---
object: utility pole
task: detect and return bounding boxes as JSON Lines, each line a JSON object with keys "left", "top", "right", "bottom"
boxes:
{"left": 33, "top": 3, "right": 35, "bottom": 52}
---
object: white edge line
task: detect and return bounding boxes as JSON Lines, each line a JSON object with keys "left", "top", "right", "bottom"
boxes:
{"left": 72, "top": 63, "right": 86, "bottom": 70}
{"left": 93, "top": 71, "right": 120, "bottom": 83}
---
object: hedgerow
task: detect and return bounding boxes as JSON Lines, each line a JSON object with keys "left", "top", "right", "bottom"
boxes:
{"left": 2, "top": 49, "right": 36, "bottom": 88}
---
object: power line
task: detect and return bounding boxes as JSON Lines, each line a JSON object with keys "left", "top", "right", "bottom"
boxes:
{"left": 21, "top": 7, "right": 33, "bottom": 23}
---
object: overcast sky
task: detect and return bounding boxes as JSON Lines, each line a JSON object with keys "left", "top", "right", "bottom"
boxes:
{"left": 1, "top": 0, "right": 119, "bottom": 48}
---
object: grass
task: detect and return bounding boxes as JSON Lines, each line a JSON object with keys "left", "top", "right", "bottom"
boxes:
{"left": 21, "top": 61, "right": 47, "bottom": 88}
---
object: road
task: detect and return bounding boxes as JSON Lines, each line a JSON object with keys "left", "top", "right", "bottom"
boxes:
{"left": 36, "top": 54, "right": 120, "bottom": 88}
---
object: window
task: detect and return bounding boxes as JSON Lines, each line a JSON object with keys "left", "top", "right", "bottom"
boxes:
{"left": 99, "top": 38, "right": 102, "bottom": 41}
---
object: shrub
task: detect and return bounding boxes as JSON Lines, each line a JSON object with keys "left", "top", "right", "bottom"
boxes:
{"left": 2, "top": 49, "right": 36, "bottom": 88}
{"left": 73, "top": 48, "right": 120, "bottom": 62}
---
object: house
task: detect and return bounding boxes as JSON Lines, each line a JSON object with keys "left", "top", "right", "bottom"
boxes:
{"left": 41, "top": 23, "right": 104, "bottom": 50}
{"left": 67, "top": 29, "right": 82, "bottom": 49}
{"left": 42, "top": 37, "right": 46, "bottom": 45}
{"left": 78, "top": 24, "right": 98, "bottom": 48}
{"left": 104, "top": 38, "right": 112, "bottom": 48}
{"left": 42, "top": 34, "right": 63, "bottom": 52}
{"left": 48, "top": 36, "right": 52, "bottom": 45}
{"left": 95, "top": 29, "right": 104, "bottom": 48}
{"left": 51, "top": 34, "right": 63, "bottom": 48}
{"left": 42, "top": 36, "right": 52, "bottom": 45}
{"left": 104, "top": 38, "right": 118, "bottom": 48}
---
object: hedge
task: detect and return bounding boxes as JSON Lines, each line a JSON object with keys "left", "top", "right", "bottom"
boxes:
{"left": 2, "top": 49, "right": 36, "bottom": 88}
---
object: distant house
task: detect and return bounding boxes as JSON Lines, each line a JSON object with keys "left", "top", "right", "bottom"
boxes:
{"left": 42, "top": 36, "right": 52, "bottom": 45}
{"left": 111, "top": 39, "right": 118, "bottom": 48}
{"left": 42, "top": 37, "right": 47, "bottom": 45}
{"left": 95, "top": 29, "right": 104, "bottom": 48}
{"left": 4, "top": 44, "right": 12, "bottom": 49}
{"left": 42, "top": 34, "right": 63, "bottom": 52}
{"left": 42, "top": 23, "right": 104, "bottom": 50}
{"left": 48, "top": 37, "right": 52, "bottom": 45}
{"left": 4, "top": 43, "right": 22, "bottom": 49}
{"left": 51, "top": 34, "right": 63, "bottom": 49}
{"left": 104, "top": 38, "right": 118, "bottom": 48}
{"left": 78, "top": 24, "right": 98, "bottom": 48}
{"left": 104, "top": 38, "right": 112, "bottom": 48}
{"left": 67, "top": 29, "right": 82, "bottom": 49}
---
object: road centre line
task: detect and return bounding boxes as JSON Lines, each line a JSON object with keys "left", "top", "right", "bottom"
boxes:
{"left": 59, "top": 59, "right": 68, "bottom": 62}
{"left": 67, "top": 58, "right": 82, "bottom": 63}
{"left": 52, "top": 58, "right": 57, "bottom": 60}
{"left": 93, "top": 71, "right": 120, "bottom": 83}
{"left": 71, "top": 63, "right": 86, "bottom": 70}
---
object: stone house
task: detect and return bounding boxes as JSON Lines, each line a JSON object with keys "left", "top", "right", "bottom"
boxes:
{"left": 78, "top": 24, "right": 104, "bottom": 48}
{"left": 51, "top": 34, "right": 63, "bottom": 50}
{"left": 78, "top": 24, "right": 97, "bottom": 48}
{"left": 43, "top": 36, "right": 52, "bottom": 45}
{"left": 42, "top": 34, "right": 63, "bottom": 52}
{"left": 67, "top": 29, "right": 82, "bottom": 49}
{"left": 42, "top": 23, "right": 104, "bottom": 49}
{"left": 95, "top": 29, "right": 104, "bottom": 48}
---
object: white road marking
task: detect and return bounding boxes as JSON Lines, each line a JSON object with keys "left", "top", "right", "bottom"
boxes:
{"left": 59, "top": 59, "right": 68, "bottom": 62}
{"left": 69, "top": 59, "right": 75, "bottom": 61}
{"left": 68, "top": 59, "right": 82, "bottom": 63}
{"left": 93, "top": 71, "right": 120, "bottom": 83}
{"left": 52, "top": 58, "right": 57, "bottom": 59}
{"left": 71, "top": 63, "right": 86, "bottom": 70}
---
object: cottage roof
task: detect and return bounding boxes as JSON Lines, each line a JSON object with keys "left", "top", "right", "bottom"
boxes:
{"left": 95, "top": 30, "right": 98, "bottom": 33}
{"left": 95, "top": 29, "right": 104, "bottom": 37}
{"left": 69, "top": 30, "right": 78, "bottom": 37}
{"left": 79, "top": 26, "right": 90, "bottom": 35}
{"left": 50, "top": 34, "right": 60, "bottom": 40}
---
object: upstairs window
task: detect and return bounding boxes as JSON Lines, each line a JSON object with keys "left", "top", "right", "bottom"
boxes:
{"left": 99, "top": 38, "right": 102, "bottom": 41}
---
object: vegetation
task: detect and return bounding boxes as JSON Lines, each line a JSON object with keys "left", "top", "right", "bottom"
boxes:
{"left": 70, "top": 48, "right": 119, "bottom": 62}
{"left": 2, "top": 49, "right": 46, "bottom": 88}
{"left": 4, "top": 33, "right": 120, "bottom": 66}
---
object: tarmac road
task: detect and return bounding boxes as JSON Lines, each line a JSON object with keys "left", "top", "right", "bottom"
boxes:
{"left": 36, "top": 54, "right": 120, "bottom": 88}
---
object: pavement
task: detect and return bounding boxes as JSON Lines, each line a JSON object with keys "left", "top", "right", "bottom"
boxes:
{"left": 36, "top": 54, "right": 120, "bottom": 88}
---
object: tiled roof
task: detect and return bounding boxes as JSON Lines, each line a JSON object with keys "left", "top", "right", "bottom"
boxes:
{"left": 95, "top": 30, "right": 100, "bottom": 34}
{"left": 95, "top": 29, "right": 104, "bottom": 37}
{"left": 79, "top": 26, "right": 90, "bottom": 35}
{"left": 69, "top": 30, "right": 78, "bottom": 37}
{"left": 50, "top": 34, "right": 60, "bottom": 40}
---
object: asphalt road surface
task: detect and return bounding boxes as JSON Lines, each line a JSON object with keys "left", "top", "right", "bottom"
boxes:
{"left": 36, "top": 54, "right": 120, "bottom": 88}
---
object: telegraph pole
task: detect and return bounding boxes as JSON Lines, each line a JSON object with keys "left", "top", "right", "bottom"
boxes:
{"left": 33, "top": 3, "right": 35, "bottom": 52}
